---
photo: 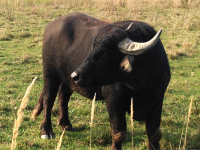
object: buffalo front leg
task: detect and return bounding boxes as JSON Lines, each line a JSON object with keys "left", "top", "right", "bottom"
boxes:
{"left": 105, "top": 96, "right": 127, "bottom": 150}
{"left": 58, "top": 83, "right": 74, "bottom": 131}
{"left": 145, "top": 102, "right": 163, "bottom": 150}
{"left": 40, "top": 77, "right": 61, "bottom": 139}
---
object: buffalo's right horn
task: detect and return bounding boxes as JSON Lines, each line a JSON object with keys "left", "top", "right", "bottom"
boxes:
{"left": 118, "top": 29, "right": 162, "bottom": 55}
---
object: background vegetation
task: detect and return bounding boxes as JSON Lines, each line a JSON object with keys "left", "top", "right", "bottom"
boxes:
{"left": 0, "top": 0, "right": 200, "bottom": 149}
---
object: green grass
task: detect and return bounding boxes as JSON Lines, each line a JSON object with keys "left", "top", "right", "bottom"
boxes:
{"left": 0, "top": 0, "right": 200, "bottom": 149}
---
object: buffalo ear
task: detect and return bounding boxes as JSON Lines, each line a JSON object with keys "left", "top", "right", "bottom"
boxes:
{"left": 120, "top": 55, "right": 135, "bottom": 73}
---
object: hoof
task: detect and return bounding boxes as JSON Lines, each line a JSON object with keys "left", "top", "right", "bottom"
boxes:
{"left": 49, "top": 133, "right": 55, "bottom": 139}
{"left": 41, "top": 133, "right": 55, "bottom": 139}
{"left": 65, "top": 126, "right": 75, "bottom": 131}
{"left": 41, "top": 135, "right": 49, "bottom": 139}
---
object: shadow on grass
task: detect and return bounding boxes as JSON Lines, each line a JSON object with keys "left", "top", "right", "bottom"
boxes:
{"left": 74, "top": 124, "right": 88, "bottom": 132}
{"left": 168, "top": 52, "right": 188, "bottom": 60}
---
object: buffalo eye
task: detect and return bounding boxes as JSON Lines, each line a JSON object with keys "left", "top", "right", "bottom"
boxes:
{"left": 96, "top": 51, "right": 109, "bottom": 60}
{"left": 102, "top": 52, "right": 109, "bottom": 58}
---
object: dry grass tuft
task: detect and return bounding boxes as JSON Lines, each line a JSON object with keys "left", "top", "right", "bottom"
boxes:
{"left": 21, "top": 54, "right": 31, "bottom": 63}
{"left": 55, "top": 128, "right": 66, "bottom": 150}
{"left": 0, "top": 29, "right": 14, "bottom": 41}
{"left": 11, "top": 76, "right": 37, "bottom": 150}
{"left": 90, "top": 93, "right": 96, "bottom": 150}
{"left": 182, "top": 96, "right": 193, "bottom": 150}
{"left": 4, "top": 0, "right": 13, "bottom": 21}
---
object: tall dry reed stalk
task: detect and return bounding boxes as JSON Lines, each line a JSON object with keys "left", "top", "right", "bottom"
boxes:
{"left": 130, "top": 97, "right": 134, "bottom": 149}
{"left": 179, "top": 114, "right": 187, "bottom": 149}
{"left": 55, "top": 128, "right": 66, "bottom": 150}
{"left": 182, "top": 96, "right": 193, "bottom": 150}
{"left": 90, "top": 93, "right": 96, "bottom": 150}
{"left": 11, "top": 76, "right": 37, "bottom": 150}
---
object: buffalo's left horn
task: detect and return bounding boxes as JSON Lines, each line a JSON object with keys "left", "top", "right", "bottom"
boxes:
{"left": 126, "top": 22, "right": 133, "bottom": 31}
{"left": 118, "top": 29, "right": 162, "bottom": 55}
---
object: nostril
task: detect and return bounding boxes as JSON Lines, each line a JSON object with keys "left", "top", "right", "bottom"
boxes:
{"left": 71, "top": 72, "right": 79, "bottom": 81}
{"left": 73, "top": 75, "right": 79, "bottom": 81}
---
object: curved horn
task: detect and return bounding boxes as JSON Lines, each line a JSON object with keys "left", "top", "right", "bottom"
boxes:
{"left": 126, "top": 22, "right": 133, "bottom": 31}
{"left": 118, "top": 29, "right": 162, "bottom": 55}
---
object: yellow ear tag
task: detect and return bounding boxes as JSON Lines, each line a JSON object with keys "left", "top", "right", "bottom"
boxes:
{"left": 120, "top": 55, "right": 132, "bottom": 73}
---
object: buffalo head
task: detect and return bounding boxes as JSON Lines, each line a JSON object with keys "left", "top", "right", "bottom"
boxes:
{"left": 71, "top": 24, "right": 162, "bottom": 87}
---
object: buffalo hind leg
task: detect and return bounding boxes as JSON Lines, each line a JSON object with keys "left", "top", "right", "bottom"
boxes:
{"left": 40, "top": 77, "right": 61, "bottom": 139}
{"left": 145, "top": 102, "right": 163, "bottom": 150}
{"left": 31, "top": 90, "right": 44, "bottom": 121}
{"left": 58, "top": 83, "right": 74, "bottom": 131}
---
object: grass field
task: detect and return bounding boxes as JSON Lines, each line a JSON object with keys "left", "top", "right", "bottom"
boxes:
{"left": 0, "top": 0, "right": 200, "bottom": 149}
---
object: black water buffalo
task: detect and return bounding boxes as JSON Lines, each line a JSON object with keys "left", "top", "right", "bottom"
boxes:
{"left": 32, "top": 12, "right": 170, "bottom": 150}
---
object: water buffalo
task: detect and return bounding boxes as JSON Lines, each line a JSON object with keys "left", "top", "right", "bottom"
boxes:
{"left": 31, "top": 12, "right": 170, "bottom": 150}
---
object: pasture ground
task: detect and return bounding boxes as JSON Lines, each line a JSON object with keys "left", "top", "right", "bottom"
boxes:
{"left": 0, "top": 0, "right": 200, "bottom": 149}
